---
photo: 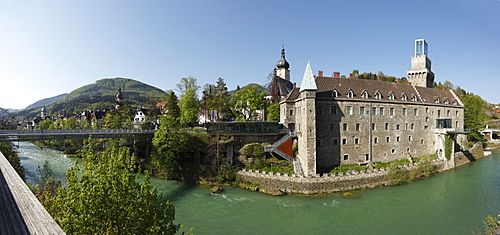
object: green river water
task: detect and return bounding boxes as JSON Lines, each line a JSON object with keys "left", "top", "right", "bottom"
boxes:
{"left": 18, "top": 141, "right": 500, "bottom": 234}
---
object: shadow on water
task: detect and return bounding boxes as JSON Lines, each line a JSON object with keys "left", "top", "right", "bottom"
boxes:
{"left": 160, "top": 182, "right": 198, "bottom": 203}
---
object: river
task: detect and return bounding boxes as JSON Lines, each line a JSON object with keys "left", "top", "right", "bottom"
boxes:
{"left": 17, "top": 141, "right": 500, "bottom": 234}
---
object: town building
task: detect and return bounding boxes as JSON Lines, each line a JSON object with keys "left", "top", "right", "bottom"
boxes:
{"left": 279, "top": 39, "right": 467, "bottom": 176}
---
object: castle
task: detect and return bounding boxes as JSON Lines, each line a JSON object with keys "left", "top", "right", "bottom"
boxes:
{"left": 277, "top": 39, "right": 467, "bottom": 176}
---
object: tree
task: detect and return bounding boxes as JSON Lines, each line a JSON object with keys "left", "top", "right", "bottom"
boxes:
{"left": 176, "top": 76, "right": 200, "bottom": 97}
{"left": 179, "top": 88, "right": 199, "bottom": 127}
{"left": 48, "top": 146, "right": 179, "bottom": 234}
{"left": 0, "top": 108, "right": 16, "bottom": 129}
{"left": 267, "top": 103, "right": 280, "bottom": 121}
{"left": 103, "top": 105, "right": 132, "bottom": 129}
{"left": 162, "top": 90, "right": 181, "bottom": 129}
{"left": 232, "top": 84, "right": 266, "bottom": 121}
{"left": 202, "top": 78, "right": 232, "bottom": 121}
{"left": 463, "top": 93, "right": 488, "bottom": 141}
{"left": 38, "top": 120, "right": 54, "bottom": 129}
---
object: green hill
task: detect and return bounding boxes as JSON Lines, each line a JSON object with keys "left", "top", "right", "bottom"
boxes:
{"left": 17, "top": 77, "right": 166, "bottom": 120}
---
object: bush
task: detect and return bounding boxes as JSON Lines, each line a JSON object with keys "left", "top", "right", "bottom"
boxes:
{"left": 239, "top": 143, "right": 264, "bottom": 158}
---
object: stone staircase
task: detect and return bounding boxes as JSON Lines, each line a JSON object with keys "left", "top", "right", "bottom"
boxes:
{"left": 265, "top": 133, "right": 293, "bottom": 162}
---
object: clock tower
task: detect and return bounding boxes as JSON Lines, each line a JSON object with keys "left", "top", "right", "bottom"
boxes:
{"left": 407, "top": 39, "right": 435, "bottom": 88}
{"left": 275, "top": 44, "right": 290, "bottom": 81}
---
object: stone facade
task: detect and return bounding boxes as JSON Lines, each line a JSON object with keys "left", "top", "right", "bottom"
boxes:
{"left": 279, "top": 40, "right": 467, "bottom": 175}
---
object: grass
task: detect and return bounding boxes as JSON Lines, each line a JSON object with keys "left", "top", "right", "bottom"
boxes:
{"left": 246, "top": 158, "right": 294, "bottom": 174}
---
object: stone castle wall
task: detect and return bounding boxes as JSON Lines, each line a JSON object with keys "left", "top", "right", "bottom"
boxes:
{"left": 238, "top": 160, "right": 445, "bottom": 195}
{"left": 454, "top": 143, "right": 484, "bottom": 168}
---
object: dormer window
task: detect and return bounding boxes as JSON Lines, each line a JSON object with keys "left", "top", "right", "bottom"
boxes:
{"left": 361, "top": 90, "right": 369, "bottom": 99}
{"left": 374, "top": 91, "right": 382, "bottom": 99}
{"left": 401, "top": 93, "right": 408, "bottom": 101}
{"left": 411, "top": 95, "right": 418, "bottom": 102}
{"left": 332, "top": 90, "right": 339, "bottom": 98}
{"left": 388, "top": 92, "right": 395, "bottom": 100}
{"left": 435, "top": 97, "right": 440, "bottom": 104}
{"left": 444, "top": 99, "right": 449, "bottom": 104}
{"left": 347, "top": 90, "right": 354, "bottom": 98}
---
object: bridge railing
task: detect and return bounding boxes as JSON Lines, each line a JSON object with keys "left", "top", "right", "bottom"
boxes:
{"left": 0, "top": 129, "right": 156, "bottom": 136}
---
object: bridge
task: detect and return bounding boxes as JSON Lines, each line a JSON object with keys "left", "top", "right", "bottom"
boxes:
{"left": 0, "top": 129, "right": 156, "bottom": 142}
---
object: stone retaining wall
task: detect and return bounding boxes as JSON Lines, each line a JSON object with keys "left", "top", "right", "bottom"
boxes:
{"left": 454, "top": 142, "right": 484, "bottom": 167}
{"left": 238, "top": 160, "right": 445, "bottom": 195}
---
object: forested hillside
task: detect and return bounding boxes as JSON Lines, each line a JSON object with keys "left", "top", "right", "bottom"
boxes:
{"left": 17, "top": 77, "right": 165, "bottom": 119}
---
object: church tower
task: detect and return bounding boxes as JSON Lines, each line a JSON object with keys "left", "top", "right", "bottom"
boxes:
{"left": 275, "top": 44, "right": 290, "bottom": 81}
{"left": 407, "top": 39, "right": 435, "bottom": 88}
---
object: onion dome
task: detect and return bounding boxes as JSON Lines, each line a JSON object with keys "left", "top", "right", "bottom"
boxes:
{"left": 276, "top": 48, "right": 290, "bottom": 69}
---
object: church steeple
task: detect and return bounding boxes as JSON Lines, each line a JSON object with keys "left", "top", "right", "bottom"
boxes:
{"left": 275, "top": 43, "right": 290, "bottom": 81}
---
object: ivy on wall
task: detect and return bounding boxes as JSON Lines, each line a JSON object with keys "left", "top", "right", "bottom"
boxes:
{"left": 444, "top": 134, "right": 453, "bottom": 160}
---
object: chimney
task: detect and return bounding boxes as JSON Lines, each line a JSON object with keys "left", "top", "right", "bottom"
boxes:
{"left": 408, "top": 82, "right": 412, "bottom": 85}
{"left": 333, "top": 72, "right": 340, "bottom": 78}
{"left": 318, "top": 71, "right": 323, "bottom": 77}
{"left": 442, "top": 87, "right": 446, "bottom": 91}
{"left": 349, "top": 73, "right": 352, "bottom": 78}
{"left": 377, "top": 76, "right": 382, "bottom": 81}
{"left": 293, "top": 82, "right": 296, "bottom": 88}
{"left": 395, "top": 78, "right": 400, "bottom": 83}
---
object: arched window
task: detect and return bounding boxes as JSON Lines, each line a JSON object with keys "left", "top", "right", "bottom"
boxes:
{"left": 401, "top": 93, "right": 407, "bottom": 101}
{"left": 361, "top": 90, "right": 369, "bottom": 99}
{"left": 347, "top": 90, "right": 354, "bottom": 98}
{"left": 388, "top": 92, "right": 395, "bottom": 100}
{"left": 332, "top": 90, "right": 339, "bottom": 98}
{"left": 374, "top": 91, "right": 382, "bottom": 99}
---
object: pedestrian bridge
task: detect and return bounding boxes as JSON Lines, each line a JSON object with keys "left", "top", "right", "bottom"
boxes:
{"left": 0, "top": 129, "right": 156, "bottom": 142}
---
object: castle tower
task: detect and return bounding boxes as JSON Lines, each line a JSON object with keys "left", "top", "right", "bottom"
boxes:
{"left": 407, "top": 39, "right": 435, "bottom": 88}
{"left": 275, "top": 44, "right": 290, "bottom": 81}
{"left": 296, "top": 61, "right": 317, "bottom": 176}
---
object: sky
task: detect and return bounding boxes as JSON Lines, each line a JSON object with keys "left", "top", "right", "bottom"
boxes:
{"left": 0, "top": 0, "right": 499, "bottom": 110}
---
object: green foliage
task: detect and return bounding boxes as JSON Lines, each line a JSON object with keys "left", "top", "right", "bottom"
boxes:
{"left": 48, "top": 146, "right": 179, "bottom": 234}
{"left": 239, "top": 143, "right": 264, "bottom": 158}
{"left": 480, "top": 213, "right": 500, "bottom": 235}
{"left": 38, "top": 120, "right": 54, "bottom": 129}
{"left": 202, "top": 78, "right": 233, "bottom": 121}
{"left": 32, "top": 161, "right": 61, "bottom": 208}
{"left": 444, "top": 134, "right": 453, "bottom": 160}
{"left": 16, "top": 77, "right": 165, "bottom": 120}
{"left": 176, "top": 77, "right": 200, "bottom": 97}
{"left": 103, "top": 105, "right": 132, "bottom": 129}
{"left": 232, "top": 84, "right": 266, "bottom": 121}
{"left": 0, "top": 142, "right": 24, "bottom": 179}
{"left": 386, "top": 162, "right": 436, "bottom": 185}
{"left": 179, "top": 89, "right": 199, "bottom": 127}
{"left": 267, "top": 103, "right": 280, "bottom": 121}
{"left": 330, "top": 164, "right": 369, "bottom": 174}
{"left": 463, "top": 93, "right": 488, "bottom": 141}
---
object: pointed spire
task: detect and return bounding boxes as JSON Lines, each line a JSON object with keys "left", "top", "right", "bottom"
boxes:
{"left": 299, "top": 61, "right": 317, "bottom": 91}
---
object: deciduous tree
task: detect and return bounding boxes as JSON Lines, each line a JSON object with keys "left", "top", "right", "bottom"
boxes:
{"left": 232, "top": 84, "right": 266, "bottom": 121}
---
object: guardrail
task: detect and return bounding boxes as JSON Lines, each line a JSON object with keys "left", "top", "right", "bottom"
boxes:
{"left": 0, "top": 129, "right": 156, "bottom": 136}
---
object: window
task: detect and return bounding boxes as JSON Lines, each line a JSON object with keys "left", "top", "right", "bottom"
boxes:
{"left": 342, "top": 139, "right": 347, "bottom": 145}
{"left": 456, "top": 111, "right": 459, "bottom": 117}
{"left": 412, "top": 96, "right": 418, "bottom": 102}
{"left": 360, "top": 106, "right": 365, "bottom": 115}
{"left": 436, "top": 119, "right": 452, "bottom": 128}
{"left": 385, "top": 123, "right": 389, "bottom": 130}
{"left": 386, "top": 137, "right": 390, "bottom": 142}
{"left": 388, "top": 92, "right": 395, "bottom": 100}
{"left": 330, "top": 106, "right": 337, "bottom": 114}
{"left": 409, "top": 136, "right": 412, "bottom": 141}
{"left": 355, "top": 138, "right": 359, "bottom": 144}
{"left": 390, "top": 108, "right": 394, "bottom": 116}
{"left": 329, "top": 124, "right": 335, "bottom": 131}
{"left": 397, "top": 136, "right": 400, "bottom": 142}
{"left": 365, "top": 154, "right": 370, "bottom": 161}
{"left": 402, "top": 94, "right": 407, "bottom": 101}
{"left": 347, "top": 90, "right": 354, "bottom": 98}
{"left": 343, "top": 123, "right": 348, "bottom": 131}
{"left": 380, "top": 107, "right": 384, "bottom": 116}
{"left": 403, "top": 108, "right": 407, "bottom": 116}
{"left": 414, "top": 108, "right": 418, "bottom": 116}
{"left": 333, "top": 138, "right": 338, "bottom": 145}
{"left": 374, "top": 137, "right": 379, "bottom": 144}
{"left": 411, "top": 123, "right": 414, "bottom": 130}
{"left": 361, "top": 91, "right": 368, "bottom": 99}
{"left": 391, "top": 149, "right": 395, "bottom": 154}
{"left": 396, "top": 124, "right": 400, "bottom": 130}
{"left": 447, "top": 110, "right": 450, "bottom": 117}
{"left": 424, "top": 126, "right": 429, "bottom": 130}
{"left": 456, "top": 121, "right": 459, "bottom": 128}
{"left": 426, "top": 117, "right": 429, "bottom": 122}
{"left": 317, "top": 106, "right": 323, "bottom": 115}
{"left": 347, "top": 106, "right": 353, "bottom": 115}
{"left": 421, "top": 139, "right": 424, "bottom": 144}
{"left": 332, "top": 90, "right": 339, "bottom": 97}
{"left": 355, "top": 123, "right": 360, "bottom": 131}
{"left": 437, "top": 110, "right": 441, "bottom": 117}
{"left": 372, "top": 107, "right": 377, "bottom": 115}
{"left": 407, "top": 148, "right": 411, "bottom": 152}
{"left": 343, "top": 155, "right": 349, "bottom": 160}
{"left": 289, "top": 109, "right": 293, "bottom": 116}
{"left": 372, "top": 123, "right": 376, "bottom": 130}
{"left": 435, "top": 97, "right": 440, "bottom": 104}
{"left": 426, "top": 108, "right": 429, "bottom": 113}
{"left": 375, "top": 92, "right": 382, "bottom": 99}
{"left": 405, "top": 123, "right": 408, "bottom": 130}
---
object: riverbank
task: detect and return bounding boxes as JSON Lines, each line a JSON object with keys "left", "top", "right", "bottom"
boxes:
{"left": 238, "top": 143, "right": 484, "bottom": 195}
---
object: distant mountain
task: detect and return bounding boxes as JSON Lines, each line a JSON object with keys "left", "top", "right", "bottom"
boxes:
{"left": 16, "top": 77, "right": 166, "bottom": 120}
{"left": 24, "top": 93, "right": 68, "bottom": 110}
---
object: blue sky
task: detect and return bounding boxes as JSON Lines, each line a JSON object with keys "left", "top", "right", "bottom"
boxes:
{"left": 0, "top": 0, "right": 499, "bottom": 109}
